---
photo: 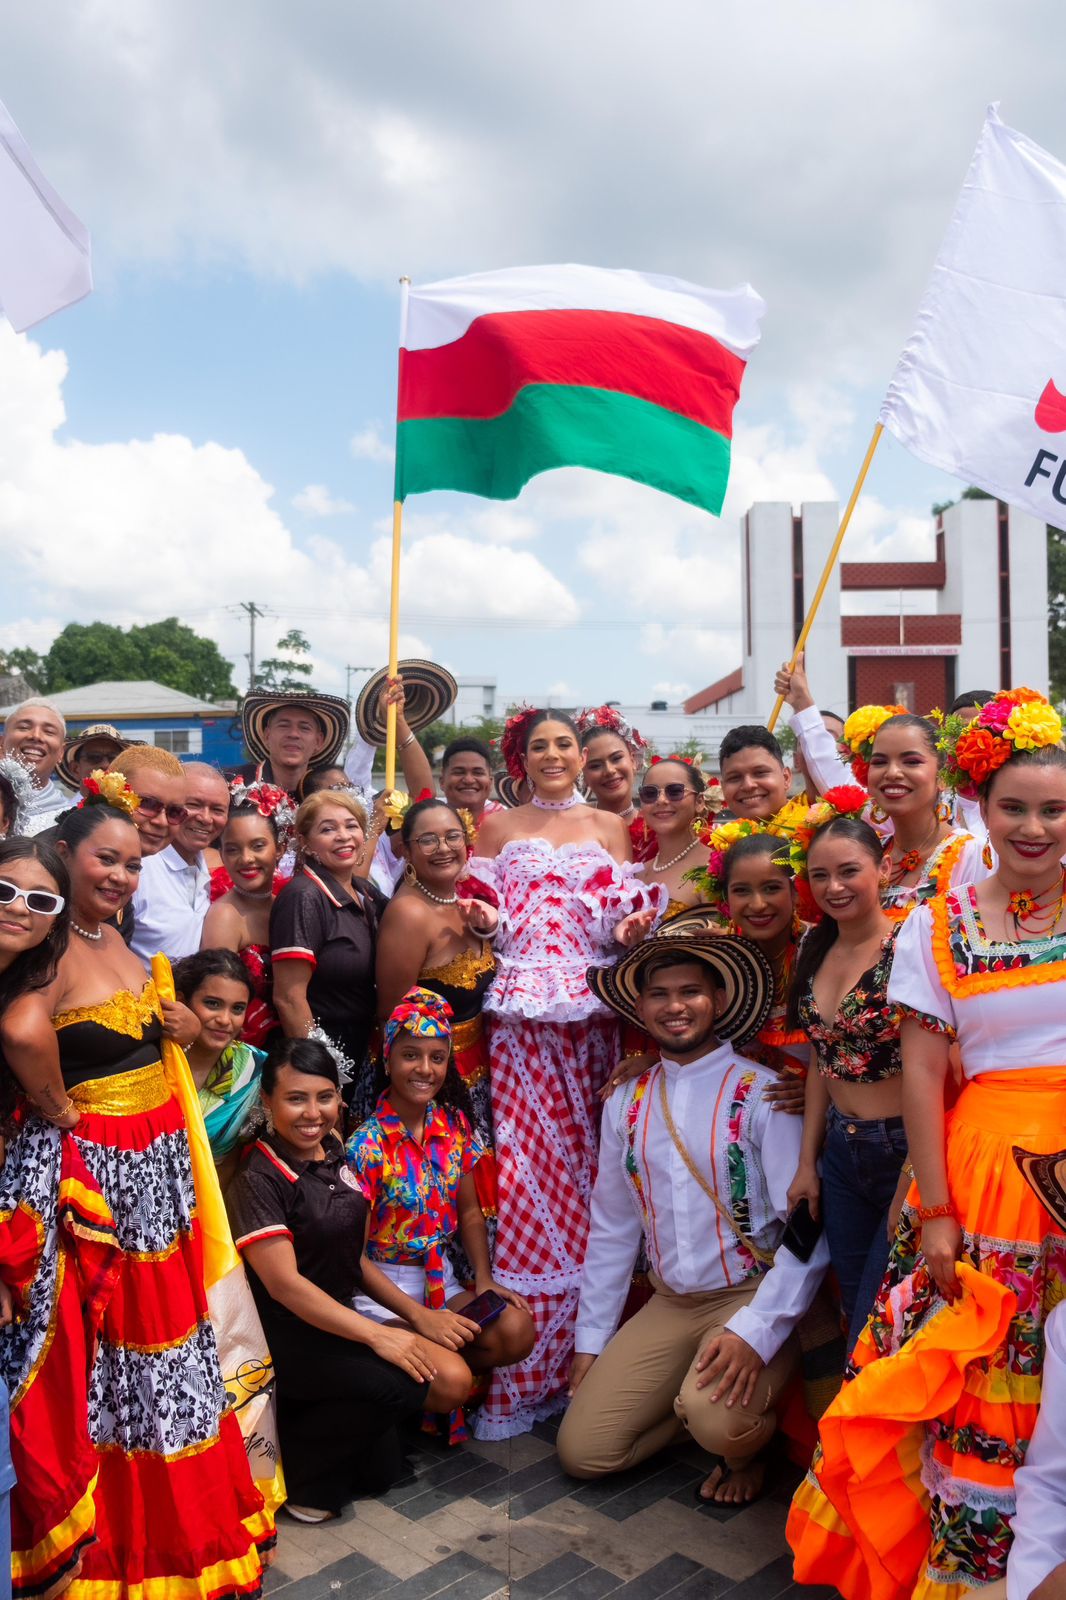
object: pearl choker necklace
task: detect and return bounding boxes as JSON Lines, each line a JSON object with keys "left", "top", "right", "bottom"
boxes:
{"left": 531, "top": 790, "right": 582, "bottom": 811}
{"left": 415, "top": 878, "right": 459, "bottom": 905}
{"left": 72, "top": 920, "right": 103, "bottom": 941}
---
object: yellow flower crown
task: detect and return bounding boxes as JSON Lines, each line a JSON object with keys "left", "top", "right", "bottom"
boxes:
{"left": 82, "top": 768, "right": 141, "bottom": 818}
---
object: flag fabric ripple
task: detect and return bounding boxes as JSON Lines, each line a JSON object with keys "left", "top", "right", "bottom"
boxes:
{"left": 880, "top": 105, "right": 1066, "bottom": 525}
{"left": 0, "top": 95, "right": 91, "bottom": 333}
{"left": 396, "top": 263, "right": 765, "bottom": 516}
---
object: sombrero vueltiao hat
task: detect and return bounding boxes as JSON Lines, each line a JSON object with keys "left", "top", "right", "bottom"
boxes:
{"left": 242, "top": 689, "right": 351, "bottom": 770}
{"left": 355, "top": 660, "right": 457, "bottom": 745}
{"left": 58, "top": 724, "right": 134, "bottom": 789}
{"left": 587, "top": 906, "right": 773, "bottom": 1047}
{"left": 494, "top": 772, "right": 529, "bottom": 809}
{"left": 1013, "top": 1146, "right": 1066, "bottom": 1233}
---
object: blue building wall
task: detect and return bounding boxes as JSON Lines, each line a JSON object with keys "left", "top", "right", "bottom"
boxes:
{"left": 64, "top": 713, "right": 245, "bottom": 771}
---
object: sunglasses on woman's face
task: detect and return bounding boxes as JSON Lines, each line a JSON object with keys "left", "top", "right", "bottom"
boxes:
{"left": 135, "top": 795, "right": 187, "bottom": 823}
{"left": 0, "top": 878, "right": 65, "bottom": 915}
{"left": 638, "top": 782, "right": 693, "bottom": 804}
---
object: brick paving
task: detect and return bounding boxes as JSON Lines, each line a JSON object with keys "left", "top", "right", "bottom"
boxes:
{"left": 264, "top": 1418, "right": 839, "bottom": 1600}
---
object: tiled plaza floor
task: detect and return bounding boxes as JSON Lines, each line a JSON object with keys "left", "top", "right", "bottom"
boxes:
{"left": 264, "top": 1417, "right": 839, "bottom": 1600}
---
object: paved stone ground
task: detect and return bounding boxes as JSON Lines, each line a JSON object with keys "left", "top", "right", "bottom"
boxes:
{"left": 264, "top": 1417, "right": 839, "bottom": 1600}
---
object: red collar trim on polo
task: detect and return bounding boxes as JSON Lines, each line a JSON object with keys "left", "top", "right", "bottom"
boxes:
{"left": 255, "top": 1139, "right": 300, "bottom": 1183}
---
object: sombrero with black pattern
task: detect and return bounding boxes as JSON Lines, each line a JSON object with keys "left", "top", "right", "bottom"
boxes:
{"left": 1013, "top": 1146, "right": 1066, "bottom": 1233}
{"left": 494, "top": 772, "right": 528, "bottom": 808}
{"left": 587, "top": 905, "right": 773, "bottom": 1046}
{"left": 355, "top": 660, "right": 458, "bottom": 744}
{"left": 242, "top": 689, "right": 351, "bottom": 769}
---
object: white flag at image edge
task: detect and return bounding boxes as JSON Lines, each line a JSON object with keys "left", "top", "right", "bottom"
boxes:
{"left": 0, "top": 95, "right": 91, "bottom": 333}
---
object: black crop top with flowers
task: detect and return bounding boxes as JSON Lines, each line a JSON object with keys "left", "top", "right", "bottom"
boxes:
{"left": 797, "top": 927, "right": 902, "bottom": 1083}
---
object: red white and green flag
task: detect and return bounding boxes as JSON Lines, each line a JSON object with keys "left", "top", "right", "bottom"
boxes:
{"left": 395, "top": 263, "right": 765, "bottom": 516}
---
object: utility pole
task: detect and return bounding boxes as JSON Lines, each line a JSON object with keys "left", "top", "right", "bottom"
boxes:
{"left": 238, "top": 602, "right": 268, "bottom": 691}
{"left": 346, "top": 665, "right": 373, "bottom": 711}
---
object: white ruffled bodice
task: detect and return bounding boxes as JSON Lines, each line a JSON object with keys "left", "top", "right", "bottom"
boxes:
{"left": 468, "top": 839, "right": 667, "bottom": 1024}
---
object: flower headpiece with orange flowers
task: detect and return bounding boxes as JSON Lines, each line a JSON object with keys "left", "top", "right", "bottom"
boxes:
{"left": 934, "top": 688, "right": 1062, "bottom": 799}
{"left": 80, "top": 769, "right": 141, "bottom": 818}
{"left": 687, "top": 797, "right": 808, "bottom": 906}
{"left": 838, "top": 705, "right": 909, "bottom": 787}
{"left": 229, "top": 778, "right": 296, "bottom": 852}
{"left": 576, "top": 705, "right": 648, "bottom": 760}
{"left": 785, "top": 786, "right": 870, "bottom": 880}
{"left": 499, "top": 706, "right": 538, "bottom": 781}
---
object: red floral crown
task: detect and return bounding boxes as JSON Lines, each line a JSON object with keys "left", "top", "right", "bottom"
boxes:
{"left": 229, "top": 778, "right": 296, "bottom": 851}
{"left": 575, "top": 705, "right": 647, "bottom": 759}
{"left": 499, "top": 706, "right": 538, "bottom": 781}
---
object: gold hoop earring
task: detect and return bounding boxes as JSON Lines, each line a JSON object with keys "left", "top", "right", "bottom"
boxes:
{"left": 869, "top": 803, "right": 889, "bottom": 825}
{"left": 982, "top": 841, "right": 994, "bottom": 869}
{"left": 936, "top": 794, "right": 954, "bottom": 824}
{"left": 403, "top": 862, "right": 417, "bottom": 887}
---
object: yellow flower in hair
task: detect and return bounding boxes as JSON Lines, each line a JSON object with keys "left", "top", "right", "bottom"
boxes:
{"left": 381, "top": 789, "right": 411, "bottom": 833}
{"left": 842, "top": 704, "right": 904, "bottom": 754}
{"left": 1003, "top": 701, "right": 1062, "bottom": 751}
{"left": 766, "top": 797, "right": 808, "bottom": 839}
{"left": 87, "top": 768, "right": 141, "bottom": 817}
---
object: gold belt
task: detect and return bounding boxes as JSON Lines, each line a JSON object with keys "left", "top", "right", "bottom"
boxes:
{"left": 69, "top": 1061, "right": 171, "bottom": 1117}
{"left": 451, "top": 1015, "right": 485, "bottom": 1051}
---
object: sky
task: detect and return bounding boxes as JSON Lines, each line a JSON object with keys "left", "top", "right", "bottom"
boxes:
{"left": 0, "top": 1, "right": 1063, "bottom": 712}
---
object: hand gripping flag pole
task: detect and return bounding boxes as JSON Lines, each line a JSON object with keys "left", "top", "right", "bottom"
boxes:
{"left": 766, "top": 421, "right": 883, "bottom": 732}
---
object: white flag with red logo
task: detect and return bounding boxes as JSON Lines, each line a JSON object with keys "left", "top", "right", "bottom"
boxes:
{"left": 880, "top": 104, "right": 1066, "bottom": 524}
{"left": 0, "top": 94, "right": 91, "bottom": 332}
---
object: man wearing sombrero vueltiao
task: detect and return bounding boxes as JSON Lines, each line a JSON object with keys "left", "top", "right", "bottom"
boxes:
{"left": 557, "top": 917, "right": 830, "bottom": 1506}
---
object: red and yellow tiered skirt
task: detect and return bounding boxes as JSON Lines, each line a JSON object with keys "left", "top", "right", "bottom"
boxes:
{"left": 1, "top": 1064, "right": 270, "bottom": 1600}
{"left": 788, "top": 1066, "right": 1066, "bottom": 1600}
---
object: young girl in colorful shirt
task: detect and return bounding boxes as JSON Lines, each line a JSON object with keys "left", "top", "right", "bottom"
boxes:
{"left": 346, "top": 988, "right": 534, "bottom": 1437}
{"left": 173, "top": 947, "right": 265, "bottom": 1182}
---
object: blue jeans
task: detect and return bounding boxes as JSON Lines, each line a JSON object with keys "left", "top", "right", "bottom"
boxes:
{"left": 822, "top": 1105, "right": 908, "bottom": 1349}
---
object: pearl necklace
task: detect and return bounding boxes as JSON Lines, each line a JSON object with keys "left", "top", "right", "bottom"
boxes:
{"left": 650, "top": 837, "right": 701, "bottom": 874}
{"left": 72, "top": 920, "right": 103, "bottom": 941}
{"left": 414, "top": 878, "right": 459, "bottom": 906}
{"left": 531, "top": 790, "right": 582, "bottom": 811}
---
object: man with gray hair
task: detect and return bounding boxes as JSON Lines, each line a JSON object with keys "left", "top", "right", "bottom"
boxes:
{"left": 1, "top": 698, "right": 69, "bottom": 834}
{"left": 130, "top": 762, "right": 229, "bottom": 966}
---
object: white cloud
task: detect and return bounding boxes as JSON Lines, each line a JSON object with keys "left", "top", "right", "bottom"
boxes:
{"left": 349, "top": 424, "right": 395, "bottom": 465}
{"left": 292, "top": 483, "right": 355, "bottom": 517}
{"left": 0, "top": 326, "right": 580, "bottom": 691}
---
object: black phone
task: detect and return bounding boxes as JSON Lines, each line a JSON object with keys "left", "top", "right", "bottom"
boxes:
{"left": 462, "top": 1289, "right": 508, "bottom": 1328}
{"left": 781, "top": 1199, "right": 824, "bottom": 1263}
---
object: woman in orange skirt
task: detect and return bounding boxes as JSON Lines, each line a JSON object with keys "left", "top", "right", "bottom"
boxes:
{"left": 788, "top": 692, "right": 1066, "bottom": 1599}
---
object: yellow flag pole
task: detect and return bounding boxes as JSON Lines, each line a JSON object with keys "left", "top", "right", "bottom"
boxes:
{"left": 766, "top": 420, "right": 885, "bottom": 732}
{"left": 385, "top": 275, "right": 412, "bottom": 791}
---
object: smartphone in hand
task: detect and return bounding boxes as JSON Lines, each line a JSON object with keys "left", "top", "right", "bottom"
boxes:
{"left": 461, "top": 1289, "right": 508, "bottom": 1328}
{"left": 781, "top": 1198, "right": 824, "bottom": 1263}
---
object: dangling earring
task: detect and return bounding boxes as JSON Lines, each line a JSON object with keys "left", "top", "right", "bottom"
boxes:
{"left": 936, "top": 792, "right": 954, "bottom": 824}
{"left": 869, "top": 802, "right": 889, "bottom": 825}
{"left": 791, "top": 909, "right": 805, "bottom": 940}
{"left": 982, "top": 841, "right": 994, "bottom": 869}
{"left": 403, "top": 862, "right": 417, "bottom": 887}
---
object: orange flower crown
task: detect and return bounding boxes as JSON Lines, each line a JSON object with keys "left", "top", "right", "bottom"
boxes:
{"left": 934, "top": 688, "right": 1062, "bottom": 799}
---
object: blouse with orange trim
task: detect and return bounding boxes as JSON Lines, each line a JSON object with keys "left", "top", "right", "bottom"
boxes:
{"left": 887, "top": 886, "right": 1066, "bottom": 1077}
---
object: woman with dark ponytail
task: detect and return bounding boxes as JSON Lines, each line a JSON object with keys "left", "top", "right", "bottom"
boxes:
{"left": 785, "top": 799, "right": 907, "bottom": 1347}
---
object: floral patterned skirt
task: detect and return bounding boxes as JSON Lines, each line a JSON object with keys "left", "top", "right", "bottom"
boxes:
{"left": 788, "top": 1067, "right": 1066, "bottom": 1600}
{"left": 1, "top": 1067, "right": 269, "bottom": 1600}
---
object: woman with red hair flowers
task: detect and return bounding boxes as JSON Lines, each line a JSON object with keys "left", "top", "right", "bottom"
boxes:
{"left": 469, "top": 708, "right": 666, "bottom": 1439}
{"left": 789, "top": 690, "right": 1066, "bottom": 1600}
{"left": 575, "top": 705, "right": 654, "bottom": 861}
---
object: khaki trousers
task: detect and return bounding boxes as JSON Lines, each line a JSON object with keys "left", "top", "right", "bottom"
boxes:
{"left": 557, "top": 1275, "right": 798, "bottom": 1480}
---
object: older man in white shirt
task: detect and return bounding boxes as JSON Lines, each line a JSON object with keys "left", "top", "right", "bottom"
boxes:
{"left": 558, "top": 923, "right": 829, "bottom": 1506}
{"left": 1, "top": 697, "right": 69, "bottom": 833}
{"left": 131, "top": 762, "right": 228, "bottom": 966}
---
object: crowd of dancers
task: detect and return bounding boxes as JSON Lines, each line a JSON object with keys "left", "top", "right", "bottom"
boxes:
{"left": 0, "top": 655, "right": 1064, "bottom": 1600}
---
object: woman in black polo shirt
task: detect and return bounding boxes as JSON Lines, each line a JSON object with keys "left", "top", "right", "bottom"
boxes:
{"left": 270, "top": 791, "right": 386, "bottom": 1080}
{"left": 227, "top": 1037, "right": 471, "bottom": 1523}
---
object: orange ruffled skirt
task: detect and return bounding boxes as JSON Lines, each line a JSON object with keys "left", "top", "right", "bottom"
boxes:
{"left": 787, "top": 1067, "right": 1066, "bottom": 1600}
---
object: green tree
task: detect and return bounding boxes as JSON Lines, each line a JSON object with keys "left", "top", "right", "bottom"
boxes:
{"left": 43, "top": 618, "right": 237, "bottom": 701}
{"left": 0, "top": 647, "right": 47, "bottom": 691}
{"left": 254, "top": 630, "right": 314, "bottom": 693}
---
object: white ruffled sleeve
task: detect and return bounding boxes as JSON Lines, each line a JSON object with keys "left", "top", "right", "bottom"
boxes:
{"left": 886, "top": 902, "right": 957, "bottom": 1037}
{"left": 577, "top": 859, "right": 669, "bottom": 949}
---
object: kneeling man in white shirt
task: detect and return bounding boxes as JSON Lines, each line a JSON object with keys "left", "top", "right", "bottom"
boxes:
{"left": 558, "top": 924, "right": 828, "bottom": 1505}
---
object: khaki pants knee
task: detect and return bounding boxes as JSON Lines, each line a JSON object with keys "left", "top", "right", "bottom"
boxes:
{"left": 674, "top": 1331, "right": 799, "bottom": 1462}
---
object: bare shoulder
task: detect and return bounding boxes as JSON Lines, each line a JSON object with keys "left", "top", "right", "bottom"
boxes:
{"left": 201, "top": 896, "right": 245, "bottom": 948}
{"left": 593, "top": 811, "right": 630, "bottom": 857}
{"left": 380, "top": 889, "right": 432, "bottom": 929}
{"left": 0, "top": 989, "right": 58, "bottom": 1048}
{"left": 474, "top": 808, "right": 512, "bottom": 856}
